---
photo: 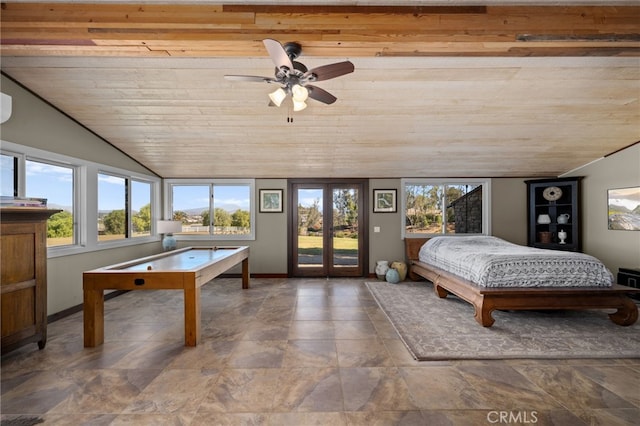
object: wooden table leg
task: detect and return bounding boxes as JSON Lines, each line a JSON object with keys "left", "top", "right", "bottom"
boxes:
{"left": 183, "top": 286, "right": 201, "bottom": 346}
{"left": 83, "top": 288, "right": 104, "bottom": 347}
{"left": 242, "top": 257, "right": 250, "bottom": 289}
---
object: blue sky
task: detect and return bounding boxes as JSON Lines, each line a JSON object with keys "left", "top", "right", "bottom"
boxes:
{"left": 19, "top": 161, "right": 152, "bottom": 211}
{"left": 5, "top": 156, "right": 326, "bottom": 213}
{"left": 25, "top": 161, "right": 74, "bottom": 208}
{"left": 298, "top": 188, "right": 323, "bottom": 210}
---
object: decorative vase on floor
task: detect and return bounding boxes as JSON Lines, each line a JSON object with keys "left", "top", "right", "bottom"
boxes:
{"left": 375, "top": 260, "right": 389, "bottom": 280}
{"left": 390, "top": 261, "right": 407, "bottom": 281}
{"left": 385, "top": 268, "right": 400, "bottom": 284}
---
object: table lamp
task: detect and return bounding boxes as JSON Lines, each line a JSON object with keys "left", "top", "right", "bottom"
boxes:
{"left": 157, "top": 220, "right": 182, "bottom": 251}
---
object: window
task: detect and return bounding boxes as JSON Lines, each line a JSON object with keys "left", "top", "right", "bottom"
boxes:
{"left": 1, "top": 141, "right": 160, "bottom": 256}
{"left": 26, "top": 160, "right": 76, "bottom": 247}
{"left": 98, "top": 173, "right": 126, "bottom": 241}
{"left": 166, "top": 179, "right": 255, "bottom": 240}
{"left": 98, "top": 173, "right": 155, "bottom": 242}
{"left": 1, "top": 152, "right": 78, "bottom": 247}
{"left": 1, "top": 153, "right": 18, "bottom": 197}
{"left": 402, "top": 179, "right": 491, "bottom": 238}
{"left": 132, "top": 180, "right": 152, "bottom": 237}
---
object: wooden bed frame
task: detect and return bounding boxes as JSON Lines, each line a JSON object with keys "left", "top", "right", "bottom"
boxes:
{"left": 405, "top": 238, "right": 639, "bottom": 327}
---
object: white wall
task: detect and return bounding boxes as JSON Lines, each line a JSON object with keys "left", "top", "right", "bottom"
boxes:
{"left": 565, "top": 143, "right": 640, "bottom": 276}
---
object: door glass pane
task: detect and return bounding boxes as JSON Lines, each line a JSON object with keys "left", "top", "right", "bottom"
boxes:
{"left": 297, "top": 188, "right": 323, "bottom": 267}
{"left": 332, "top": 187, "right": 359, "bottom": 267}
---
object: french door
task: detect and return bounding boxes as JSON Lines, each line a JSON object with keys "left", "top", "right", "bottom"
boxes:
{"left": 289, "top": 179, "right": 367, "bottom": 277}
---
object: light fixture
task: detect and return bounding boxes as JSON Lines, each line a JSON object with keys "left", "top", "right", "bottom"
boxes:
{"left": 1, "top": 92, "right": 12, "bottom": 123}
{"left": 268, "top": 88, "right": 287, "bottom": 107}
{"left": 268, "top": 84, "right": 309, "bottom": 111}
{"left": 156, "top": 220, "right": 182, "bottom": 251}
{"left": 292, "top": 99, "right": 307, "bottom": 111}
{"left": 291, "top": 84, "right": 309, "bottom": 102}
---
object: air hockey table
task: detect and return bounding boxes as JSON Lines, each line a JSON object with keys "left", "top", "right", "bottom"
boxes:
{"left": 83, "top": 246, "right": 249, "bottom": 347}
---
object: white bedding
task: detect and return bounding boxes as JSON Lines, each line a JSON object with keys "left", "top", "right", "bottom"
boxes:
{"left": 418, "top": 236, "right": 614, "bottom": 288}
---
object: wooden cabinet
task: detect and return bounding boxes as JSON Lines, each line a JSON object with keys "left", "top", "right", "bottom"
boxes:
{"left": 1, "top": 208, "right": 59, "bottom": 354}
{"left": 526, "top": 177, "right": 582, "bottom": 252}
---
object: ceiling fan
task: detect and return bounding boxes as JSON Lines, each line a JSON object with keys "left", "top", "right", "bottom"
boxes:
{"left": 224, "top": 39, "right": 355, "bottom": 111}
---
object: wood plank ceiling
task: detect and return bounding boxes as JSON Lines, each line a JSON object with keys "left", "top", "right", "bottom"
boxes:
{"left": 1, "top": 2, "right": 639, "bottom": 178}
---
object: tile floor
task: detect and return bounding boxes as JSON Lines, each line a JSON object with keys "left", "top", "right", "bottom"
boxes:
{"left": 1, "top": 278, "right": 638, "bottom": 425}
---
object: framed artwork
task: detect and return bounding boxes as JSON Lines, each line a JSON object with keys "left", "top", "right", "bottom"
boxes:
{"left": 608, "top": 186, "right": 640, "bottom": 231}
{"left": 259, "top": 189, "right": 283, "bottom": 213}
{"left": 373, "top": 189, "right": 397, "bottom": 213}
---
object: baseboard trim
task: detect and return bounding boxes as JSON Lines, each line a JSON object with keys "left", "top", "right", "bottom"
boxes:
{"left": 46, "top": 273, "right": 291, "bottom": 323}
{"left": 251, "top": 273, "right": 289, "bottom": 278}
{"left": 47, "top": 290, "right": 128, "bottom": 324}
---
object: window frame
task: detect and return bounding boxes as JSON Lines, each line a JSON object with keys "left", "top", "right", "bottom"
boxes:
{"left": 164, "top": 178, "right": 256, "bottom": 241}
{"left": 400, "top": 178, "right": 492, "bottom": 239}
{"left": 25, "top": 157, "right": 79, "bottom": 248}
{"left": 1, "top": 140, "right": 161, "bottom": 257}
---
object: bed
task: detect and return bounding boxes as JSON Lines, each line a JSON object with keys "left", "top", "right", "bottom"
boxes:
{"left": 405, "top": 236, "right": 639, "bottom": 327}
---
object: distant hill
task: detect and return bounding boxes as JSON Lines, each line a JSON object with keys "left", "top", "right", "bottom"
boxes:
{"left": 49, "top": 204, "right": 245, "bottom": 215}
{"left": 49, "top": 203, "right": 72, "bottom": 212}
{"left": 182, "top": 204, "right": 246, "bottom": 215}
{"left": 609, "top": 204, "right": 631, "bottom": 214}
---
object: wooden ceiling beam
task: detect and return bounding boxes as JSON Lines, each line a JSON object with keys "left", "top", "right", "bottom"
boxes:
{"left": 1, "top": 3, "right": 639, "bottom": 58}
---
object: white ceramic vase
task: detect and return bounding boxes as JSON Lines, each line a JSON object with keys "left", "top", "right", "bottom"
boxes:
{"left": 375, "top": 260, "right": 389, "bottom": 280}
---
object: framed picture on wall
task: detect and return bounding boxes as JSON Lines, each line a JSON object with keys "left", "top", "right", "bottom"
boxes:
{"left": 608, "top": 186, "right": 640, "bottom": 230}
{"left": 259, "top": 189, "right": 283, "bottom": 213}
{"left": 373, "top": 189, "right": 397, "bottom": 213}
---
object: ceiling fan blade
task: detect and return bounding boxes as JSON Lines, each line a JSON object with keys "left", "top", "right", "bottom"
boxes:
{"left": 263, "top": 38, "right": 294, "bottom": 71}
{"left": 304, "top": 61, "right": 354, "bottom": 82}
{"left": 306, "top": 85, "right": 337, "bottom": 105}
{"left": 224, "top": 75, "right": 275, "bottom": 83}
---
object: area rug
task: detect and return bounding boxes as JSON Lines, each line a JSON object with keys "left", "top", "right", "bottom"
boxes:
{"left": 365, "top": 281, "right": 640, "bottom": 360}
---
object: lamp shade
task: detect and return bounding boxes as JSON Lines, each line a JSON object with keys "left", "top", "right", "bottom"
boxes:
{"left": 157, "top": 220, "right": 182, "bottom": 234}
{"left": 268, "top": 88, "right": 287, "bottom": 107}
{"left": 291, "top": 84, "right": 309, "bottom": 102}
{"left": 292, "top": 99, "right": 307, "bottom": 112}
{"left": 1, "top": 92, "right": 12, "bottom": 123}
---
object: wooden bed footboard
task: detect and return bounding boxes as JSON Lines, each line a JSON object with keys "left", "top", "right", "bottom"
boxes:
{"left": 405, "top": 238, "right": 640, "bottom": 327}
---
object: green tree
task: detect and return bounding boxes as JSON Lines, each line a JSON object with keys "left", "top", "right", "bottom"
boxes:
{"left": 201, "top": 210, "right": 210, "bottom": 226}
{"left": 47, "top": 211, "right": 73, "bottom": 238}
{"left": 103, "top": 209, "right": 126, "bottom": 235}
{"left": 300, "top": 198, "right": 322, "bottom": 233}
{"left": 214, "top": 208, "right": 231, "bottom": 227}
{"left": 405, "top": 184, "right": 442, "bottom": 231}
{"left": 172, "top": 210, "right": 188, "bottom": 223}
{"left": 231, "top": 209, "right": 250, "bottom": 228}
{"left": 132, "top": 203, "right": 151, "bottom": 233}
{"left": 333, "top": 189, "right": 358, "bottom": 232}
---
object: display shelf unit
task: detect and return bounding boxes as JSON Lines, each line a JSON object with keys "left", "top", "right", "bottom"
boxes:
{"left": 1, "top": 208, "right": 59, "bottom": 354}
{"left": 526, "top": 177, "right": 582, "bottom": 252}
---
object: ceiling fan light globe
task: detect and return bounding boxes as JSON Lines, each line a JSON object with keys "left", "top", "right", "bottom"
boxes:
{"left": 291, "top": 84, "right": 309, "bottom": 102}
{"left": 293, "top": 99, "right": 307, "bottom": 112}
{"left": 268, "top": 88, "right": 287, "bottom": 107}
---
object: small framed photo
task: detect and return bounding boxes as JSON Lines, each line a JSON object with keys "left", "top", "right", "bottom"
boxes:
{"left": 373, "top": 189, "right": 397, "bottom": 213}
{"left": 259, "top": 189, "right": 283, "bottom": 213}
